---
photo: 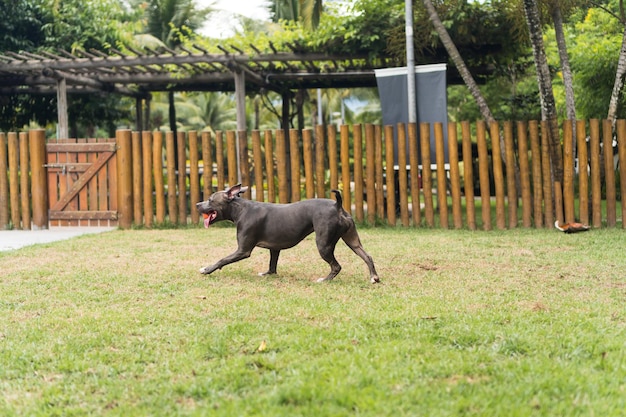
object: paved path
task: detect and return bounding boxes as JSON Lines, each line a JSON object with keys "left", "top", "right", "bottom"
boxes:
{"left": 0, "top": 227, "right": 115, "bottom": 251}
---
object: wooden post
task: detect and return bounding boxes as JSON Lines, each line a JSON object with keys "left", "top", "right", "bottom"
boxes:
{"left": 353, "top": 124, "right": 364, "bottom": 222}
{"left": 177, "top": 132, "right": 187, "bottom": 224}
{"left": 153, "top": 131, "right": 165, "bottom": 224}
{"left": 409, "top": 123, "right": 421, "bottom": 227}
{"left": 57, "top": 78, "right": 68, "bottom": 139}
{"left": 617, "top": 120, "right": 626, "bottom": 228}
{"left": 0, "top": 133, "right": 8, "bottom": 229}
{"left": 384, "top": 125, "right": 396, "bottom": 226}
{"left": 577, "top": 120, "right": 589, "bottom": 225}
{"left": 201, "top": 131, "right": 213, "bottom": 199}
{"left": 477, "top": 121, "right": 491, "bottom": 231}
{"left": 142, "top": 131, "right": 154, "bottom": 228}
{"left": 315, "top": 125, "right": 325, "bottom": 198}
{"left": 504, "top": 121, "right": 518, "bottom": 228}
{"left": 420, "top": 123, "right": 434, "bottom": 227}
{"left": 189, "top": 131, "right": 200, "bottom": 223}
{"left": 517, "top": 121, "right": 532, "bottom": 228}
{"left": 562, "top": 120, "right": 575, "bottom": 224}
{"left": 237, "top": 130, "right": 251, "bottom": 199}
{"left": 328, "top": 126, "right": 339, "bottom": 191}
{"left": 303, "top": 129, "right": 315, "bottom": 200}
{"left": 365, "top": 123, "right": 377, "bottom": 225}
{"left": 603, "top": 119, "right": 616, "bottom": 227}
{"left": 490, "top": 121, "right": 505, "bottom": 229}
{"left": 29, "top": 129, "right": 48, "bottom": 229}
{"left": 529, "top": 121, "right": 543, "bottom": 228}
{"left": 19, "top": 133, "right": 30, "bottom": 230}
{"left": 375, "top": 125, "right": 385, "bottom": 221}
{"left": 8, "top": 133, "right": 19, "bottom": 228}
{"left": 264, "top": 131, "right": 276, "bottom": 203}
{"left": 589, "top": 119, "right": 601, "bottom": 228}
{"left": 435, "top": 122, "right": 448, "bottom": 229}
{"left": 116, "top": 129, "right": 133, "bottom": 229}
{"left": 541, "top": 121, "right": 554, "bottom": 227}
{"left": 447, "top": 122, "right": 462, "bottom": 229}
{"left": 289, "top": 129, "right": 301, "bottom": 202}
{"left": 340, "top": 125, "right": 351, "bottom": 213}
{"left": 132, "top": 132, "right": 143, "bottom": 226}
{"left": 215, "top": 131, "right": 225, "bottom": 191}
{"left": 276, "top": 129, "right": 289, "bottom": 204}
{"left": 252, "top": 130, "right": 264, "bottom": 202}
{"left": 226, "top": 131, "right": 237, "bottom": 188}
{"left": 166, "top": 131, "right": 177, "bottom": 224}
{"left": 397, "top": 123, "right": 409, "bottom": 226}
{"left": 461, "top": 121, "right": 476, "bottom": 230}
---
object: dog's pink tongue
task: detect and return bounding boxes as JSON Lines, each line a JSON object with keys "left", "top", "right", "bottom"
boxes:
{"left": 203, "top": 212, "right": 216, "bottom": 228}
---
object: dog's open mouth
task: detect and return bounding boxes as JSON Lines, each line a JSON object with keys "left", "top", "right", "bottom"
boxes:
{"left": 202, "top": 211, "right": 217, "bottom": 228}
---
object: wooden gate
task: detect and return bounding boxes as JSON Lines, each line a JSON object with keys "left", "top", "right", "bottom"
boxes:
{"left": 46, "top": 138, "right": 118, "bottom": 227}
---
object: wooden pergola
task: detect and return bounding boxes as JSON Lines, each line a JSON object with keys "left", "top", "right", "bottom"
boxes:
{"left": 0, "top": 44, "right": 399, "bottom": 138}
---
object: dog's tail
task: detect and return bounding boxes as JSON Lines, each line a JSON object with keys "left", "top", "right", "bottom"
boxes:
{"left": 331, "top": 189, "right": 343, "bottom": 211}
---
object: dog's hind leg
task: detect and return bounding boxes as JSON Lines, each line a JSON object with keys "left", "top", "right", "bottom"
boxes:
{"left": 315, "top": 232, "right": 343, "bottom": 282}
{"left": 341, "top": 224, "right": 380, "bottom": 284}
{"left": 259, "top": 249, "right": 280, "bottom": 276}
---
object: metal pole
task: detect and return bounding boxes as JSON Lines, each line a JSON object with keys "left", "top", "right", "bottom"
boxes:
{"left": 405, "top": 0, "right": 417, "bottom": 124}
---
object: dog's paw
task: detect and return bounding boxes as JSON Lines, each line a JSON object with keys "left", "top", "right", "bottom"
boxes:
{"left": 371, "top": 276, "right": 381, "bottom": 284}
{"left": 199, "top": 266, "right": 210, "bottom": 274}
{"left": 316, "top": 277, "right": 331, "bottom": 283}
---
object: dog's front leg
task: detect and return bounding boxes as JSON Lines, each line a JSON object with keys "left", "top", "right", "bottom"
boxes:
{"left": 199, "top": 248, "right": 252, "bottom": 275}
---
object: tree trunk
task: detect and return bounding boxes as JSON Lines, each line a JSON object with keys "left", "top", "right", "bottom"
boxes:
{"left": 607, "top": 25, "right": 626, "bottom": 127}
{"left": 522, "top": 0, "right": 563, "bottom": 184}
{"left": 421, "top": 0, "right": 494, "bottom": 124}
{"left": 552, "top": 3, "right": 576, "bottom": 151}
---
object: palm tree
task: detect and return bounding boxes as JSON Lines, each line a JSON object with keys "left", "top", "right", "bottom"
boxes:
{"left": 269, "top": 0, "right": 323, "bottom": 29}
{"left": 608, "top": 0, "right": 626, "bottom": 127}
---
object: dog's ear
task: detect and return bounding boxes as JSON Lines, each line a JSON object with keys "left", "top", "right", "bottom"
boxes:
{"left": 225, "top": 184, "right": 248, "bottom": 199}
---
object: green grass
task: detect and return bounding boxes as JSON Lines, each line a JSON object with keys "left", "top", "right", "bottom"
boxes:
{"left": 1, "top": 226, "right": 625, "bottom": 416}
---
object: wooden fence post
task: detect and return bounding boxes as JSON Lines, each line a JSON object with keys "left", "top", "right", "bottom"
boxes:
{"left": 226, "top": 131, "right": 237, "bottom": 188}
{"left": 315, "top": 125, "right": 325, "bottom": 198}
{"left": 504, "top": 121, "right": 517, "bottom": 228}
{"left": 517, "top": 121, "right": 532, "bottom": 228}
{"left": 490, "top": 121, "right": 505, "bottom": 230}
{"left": 617, "top": 119, "right": 626, "bottom": 228}
{"left": 340, "top": 125, "right": 351, "bottom": 212}
{"left": 303, "top": 129, "right": 315, "bottom": 200}
{"left": 562, "top": 121, "right": 575, "bottom": 224}
{"left": 189, "top": 131, "right": 200, "bottom": 223}
{"left": 216, "top": 131, "right": 225, "bottom": 191}
{"left": 589, "top": 119, "right": 601, "bottom": 228}
{"left": 384, "top": 125, "right": 396, "bottom": 226}
{"left": 116, "top": 129, "right": 133, "bottom": 229}
{"left": 153, "top": 131, "right": 165, "bottom": 224}
{"left": 435, "top": 122, "right": 448, "bottom": 229}
{"left": 8, "top": 133, "right": 19, "bottom": 228}
{"left": 29, "top": 129, "right": 48, "bottom": 230}
{"left": 365, "top": 123, "right": 377, "bottom": 225}
{"left": 420, "top": 123, "right": 434, "bottom": 227}
{"left": 237, "top": 130, "right": 251, "bottom": 200}
{"left": 576, "top": 120, "right": 589, "bottom": 225}
{"left": 328, "top": 126, "right": 339, "bottom": 191}
{"left": 201, "top": 131, "right": 213, "bottom": 199}
{"left": 353, "top": 124, "right": 364, "bottom": 222}
{"left": 289, "top": 129, "right": 301, "bottom": 202}
{"left": 461, "top": 121, "right": 476, "bottom": 230}
{"left": 264, "top": 130, "right": 276, "bottom": 203}
{"left": 252, "top": 130, "right": 264, "bottom": 202}
{"left": 165, "top": 131, "right": 177, "bottom": 224}
{"left": 142, "top": 131, "right": 153, "bottom": 228}
{"left": 476, "top": 121, "right": 491, "bottom": 231}
{"left": 132, "top": 132, "right": 143, "bottom": 226}
{"left": 375, "top": 125, "right": 385, "bottom": 221}
{"left": 529, "top": 121, "right": 543, "bottom": 228}
{"left": 540, "top": 121, "right": 554, "bottom": 227}
{"left": 408, "top": 123, "right": 421, "bottom": 227}
{"left": 603, "top": 119, "right": 616, "bottom": 227}
{"left": 177, "top": 131, "right": 187, "bottom": 224}
{"left": 448, "top": 122, "right": 462, "bottom": 229}
{"left": 19, "top": 132, "right": 31, "bottom": 230}
{"left": 276, "top": 129, "right": 289, "bottom": 204}
{"left": 397, "top": 123, "right": 409, "bottom": 227}
{"left": 0, "top": 133, "right": 8, "bottom": 229}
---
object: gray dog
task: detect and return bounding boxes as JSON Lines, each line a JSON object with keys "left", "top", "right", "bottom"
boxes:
{"left": 196, "top": 184, "right": 380, "bottom": 283}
